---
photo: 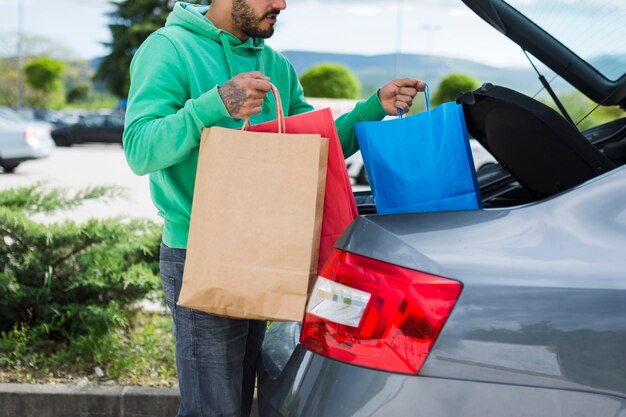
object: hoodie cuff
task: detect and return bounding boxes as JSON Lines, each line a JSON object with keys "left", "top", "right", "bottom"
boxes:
{"left": 356, "top": 89, "right": 388, "bottom": 121}
{"left": 190, "top": 86, "right": 231, "bottom": 128}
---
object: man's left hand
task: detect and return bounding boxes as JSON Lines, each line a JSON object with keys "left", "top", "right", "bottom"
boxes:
{"left": 378, "top": 78, "right": 426, "bottom": 116}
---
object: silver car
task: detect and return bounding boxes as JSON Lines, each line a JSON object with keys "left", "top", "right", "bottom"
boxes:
{"left": 0, "top": 107, "right": 55, "bottom": 173}
{"left": 258, "top": 0, "right": 626, "bottom": 416}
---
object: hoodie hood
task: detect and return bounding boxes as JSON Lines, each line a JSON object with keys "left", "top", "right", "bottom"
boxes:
{"left": 165, "top": 2, "right": 266, "bottom": 78}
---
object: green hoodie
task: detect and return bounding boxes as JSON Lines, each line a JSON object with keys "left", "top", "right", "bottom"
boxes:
{"left": 124, "top": 2, "right": 387, "bottom": 249}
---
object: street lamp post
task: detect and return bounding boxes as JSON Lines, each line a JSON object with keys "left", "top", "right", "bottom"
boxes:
{"left": 395, "top": 0, "right": 404, "bottom": 78}
{"left": 17, "top": 0, "right": 24, "bottom": 110}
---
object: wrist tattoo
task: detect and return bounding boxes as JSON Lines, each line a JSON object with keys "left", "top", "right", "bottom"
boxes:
{"left": 218, "top": 81, "right": 247, "bottom": 117}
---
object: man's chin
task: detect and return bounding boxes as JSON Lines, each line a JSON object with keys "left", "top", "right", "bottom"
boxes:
{"left": 245, "top": 26, "right": 274, "bottom": 39}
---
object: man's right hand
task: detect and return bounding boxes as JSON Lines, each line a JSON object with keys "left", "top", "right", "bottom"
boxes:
{"left": 218, "top": 72, "right": 272, "bottom": 119}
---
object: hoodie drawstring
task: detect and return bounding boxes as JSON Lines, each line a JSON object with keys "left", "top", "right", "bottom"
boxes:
{"left": 258, "top": 54, "right": 270, "bottom": 113}
{"left": 218, "top": 31, "right": 236, "bottom": 80}
{"left": 218, "top": 31, "right": 271, "bottom": 115}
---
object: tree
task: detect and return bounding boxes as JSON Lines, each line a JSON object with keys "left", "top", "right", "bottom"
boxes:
{"left": 24, "top": 57, "right": 66, "bottom": 108}
{"left": 432, "top": 73, "right": 479, "bottom": 105}
{"left": 299, "top": 63, "right": 361, "bottom": 99}
{"left": 96, "top": 0, "right": 210, "bottom": 98}
{"left": 66, "top": 83, "right": 92, "bottom": 104}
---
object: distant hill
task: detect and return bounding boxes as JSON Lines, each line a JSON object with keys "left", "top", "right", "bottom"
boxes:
{"left": 281, "top": 50, "right": 571, "bottom": 98}
{"left": 89, "top": 50, "right": 576, "bottom": 99}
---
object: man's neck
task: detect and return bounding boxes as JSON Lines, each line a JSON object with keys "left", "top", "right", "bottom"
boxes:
{"left": 205, "top": 7, "right": 248, "bottom": 41}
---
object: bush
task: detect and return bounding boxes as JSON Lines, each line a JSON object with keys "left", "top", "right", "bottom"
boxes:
{"left": 300, "top": 63, "right": 361, "bottom": 99}
{"left": 432, "top": 73, "right": 479, "bottom": 105}
{"left": 0, "top": 184, "right": 164, "bottom": 377}
{"left": 24, "top": 57, "right": 66, "bottom": 109}
{"left": 66, "top": 84, "right": 92, "bottom": 104}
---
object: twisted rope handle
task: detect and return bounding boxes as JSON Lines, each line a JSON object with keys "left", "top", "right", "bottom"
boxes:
{"left": 398, "top": 83, "right": 429, "bottom": 118}
{"left": 241, "top": 84, "right": 285, "bottom": 133}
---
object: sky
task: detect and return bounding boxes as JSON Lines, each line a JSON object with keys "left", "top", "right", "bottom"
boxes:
{"left": 0, "top": 0, "right": 530, "bottom": 68}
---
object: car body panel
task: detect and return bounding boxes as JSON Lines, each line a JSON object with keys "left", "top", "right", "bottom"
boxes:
{"left": 337, "top": 166, "right": 625, "bottom": 293}
{"left": 259, "top": 347, "right": 626, "bottom": 417}
{"left": 258, "top": 167, "right": 626, "bottom": 416}
{"left": 51, "top": 113, "right": 124, "bottom": 145}
{"left": 421, "top": 284, "right": 626, "bottom": 396}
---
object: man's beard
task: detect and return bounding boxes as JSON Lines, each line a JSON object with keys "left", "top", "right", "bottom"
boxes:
{"left": 232, "top": 0, "right": 279, "bottom": 39}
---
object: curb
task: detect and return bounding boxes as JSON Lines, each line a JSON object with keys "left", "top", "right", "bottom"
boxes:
{"left": 0, "top": 382, "right": 259, "bottom": 417}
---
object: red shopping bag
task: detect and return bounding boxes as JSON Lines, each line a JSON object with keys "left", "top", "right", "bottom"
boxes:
{"left": 248, "top": 108, "right": 358, "bottom": 274}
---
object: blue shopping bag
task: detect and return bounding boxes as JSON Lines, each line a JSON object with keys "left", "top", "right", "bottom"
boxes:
{"left": 355, "top": 86, "right": 481, "bottom": 214}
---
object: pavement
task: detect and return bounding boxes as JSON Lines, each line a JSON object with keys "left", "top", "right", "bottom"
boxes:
{"left": 0, "top": 381, "right": 260, "bottom": 417}
{"left": 0, "top": 143, "right": 370, "bottom": 223}
{"left": 0, "top": 144, "right": 158, "bottom": 223}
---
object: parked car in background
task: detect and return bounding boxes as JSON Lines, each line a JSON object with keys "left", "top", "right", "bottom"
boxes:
{"left": 49, "top": 110, "right": 89, "bottom": 127}
{"left": 258, "top": 0, "right": 626, "bottom": 416}
{"left": 0, "top": 107, "right": 55, "bottom": 173}
{"left": 51, "top": 113, "right": 124, "bottom": 146}
{"left": 345, "top": 151, "right": 369, "bottom": 185}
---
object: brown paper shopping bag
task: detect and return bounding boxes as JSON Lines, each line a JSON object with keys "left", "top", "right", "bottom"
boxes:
{"left": 178, "top": 86, "right": 329, "bottom": 321}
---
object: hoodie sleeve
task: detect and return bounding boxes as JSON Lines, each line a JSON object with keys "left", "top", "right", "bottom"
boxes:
{"left": 333, "top": 92, "right": 387, "bottom": 158}
{"left": 123, "top": 33, "right": 230, "bottom": 176}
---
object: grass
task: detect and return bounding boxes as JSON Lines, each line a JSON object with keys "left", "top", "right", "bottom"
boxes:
{"left": 0, "top": 311, "right": 177, "bottom": 387}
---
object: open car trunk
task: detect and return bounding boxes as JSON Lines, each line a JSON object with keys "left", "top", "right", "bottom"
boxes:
{"left": 459, "top": 83, "right": 626, "bottom": 208}
{"left": 355, "top": 83, "right": 626, "bottom": 214}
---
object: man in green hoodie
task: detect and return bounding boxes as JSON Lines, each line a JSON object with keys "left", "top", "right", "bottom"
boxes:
{"left": 124, "top": 1, "right": 424, "bottom": 416}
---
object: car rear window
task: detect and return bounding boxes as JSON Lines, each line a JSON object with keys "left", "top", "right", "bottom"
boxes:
{"left": 504, "top": 0, "right": 626, "bottom": 81}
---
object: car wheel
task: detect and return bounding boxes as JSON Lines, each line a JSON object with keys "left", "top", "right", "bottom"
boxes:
{"left": 357, "top": 166, "right": 369, "bottom": 185}
{"left": 55, "top": 136, "right": 72, "bottom": 147}
{"left": 1, "top": 162, "right": 20, "bottom": 173}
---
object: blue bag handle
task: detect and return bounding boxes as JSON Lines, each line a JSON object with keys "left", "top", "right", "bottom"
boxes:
{"left": 398, "top": 83, "right": 429, "bottom": 118}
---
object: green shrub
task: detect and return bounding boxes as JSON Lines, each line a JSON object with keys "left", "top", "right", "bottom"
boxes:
{"left": 432, "top": 73, "right": 479, "bottom": 105}
{"left": 66, "top": 84, "right": 92, "bottom": 104}
{"left": 0, "top": 184, "right": 162, "bottom": 372}
{"left": 24, "top": 57, "right": 66, "bottom": 109}
{"left": 300, "top": 63, "right": 361, "bottom": 99}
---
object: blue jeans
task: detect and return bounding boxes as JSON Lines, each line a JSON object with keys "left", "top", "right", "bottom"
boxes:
{"left": 159, "top": 243, "right": 267, "bottom": 417}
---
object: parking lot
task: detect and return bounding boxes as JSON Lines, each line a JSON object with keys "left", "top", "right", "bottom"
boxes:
{"left": 0, "top": 144, "right": 158, "bottom": 223}
{"left": 0, "top": 144, "right": 369, "bottom": 224}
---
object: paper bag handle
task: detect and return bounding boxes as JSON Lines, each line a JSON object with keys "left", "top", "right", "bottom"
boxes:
{"left": 241, "top": 84, "right": 286, "bottom": 133}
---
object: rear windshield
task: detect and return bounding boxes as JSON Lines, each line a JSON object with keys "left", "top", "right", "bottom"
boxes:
{"left": 504, "top": 0, "right": 626, "bottom": 81}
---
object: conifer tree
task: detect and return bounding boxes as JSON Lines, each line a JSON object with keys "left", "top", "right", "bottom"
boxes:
{"left": 96, "top": 0, "right": 210, "bottom": 98}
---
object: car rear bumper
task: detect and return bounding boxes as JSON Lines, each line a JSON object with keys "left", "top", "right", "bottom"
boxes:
{"left": 1, "top": 143, "right": 53, "bottom": 160}
{"left": 258, "top": 324, "right": 626, "bottom": 417}
{"left": 0, "top": 157, "right": 30, "bottom": 164}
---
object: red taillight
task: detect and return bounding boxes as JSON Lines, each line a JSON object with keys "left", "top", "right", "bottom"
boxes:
{"left": 301, "top": 249, "right": 462, "bottom": 374}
